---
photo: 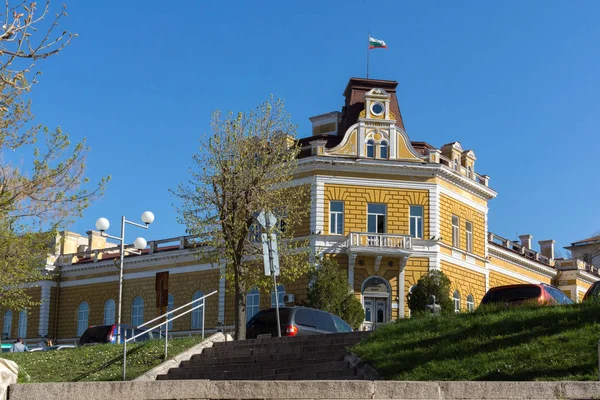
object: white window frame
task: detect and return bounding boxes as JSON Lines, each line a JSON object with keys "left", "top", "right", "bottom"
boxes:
{"left": 366, "top": 140, "right": 375, "bottom": 158}
{"left": 246, "top": 288, "right": 260, "bottom": 322}
{"left": 191, "top": 290, "right": 205, "bottom": 329}
{"left": 131, "top": 296, "right": 144, "bottom": 327}
{"left": 17, "top": 309, "right": 27, "bottom": 338}
{"left": 453, "top": 158, "right": 459, "bottom": 171}
{"left": 465, "top": 221, "right": 473, "bottom": 253}
{"left": 452, "top": 215, "right": 460, "bottom": 248}
{"left": 466, "top": 294, "right": 474, "bottom": 312}
{"left": 77, "top": 302, "right": 89, "bottom": 337}
{"left": 104, "top": 299, "right": 116, "bottom": 325}
{"left": 2, "top": 310, "right": 12, "bottom": 339}
{"left": 380, "top": 140, "right": 389, "bottom": 159}
{"left": 367, "top": 203, "right": 387, "bottom": 234}
{"left": 467, "top": 165, "right": 472, "bottom": 179}
{"left": 329, "top": 201, "right": 344, "bottom": 235}
{"left": 271, "top": 284, "right": 285, "bottom": 308}
{"left": 409, "top": 205, "right": 423, "bottom": 239}
{"left": 453, "top": 290, "right": 461, "bottom": 313}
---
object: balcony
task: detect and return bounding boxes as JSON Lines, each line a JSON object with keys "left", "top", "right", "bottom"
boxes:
{"left": 346, "top": 232, "right": 412, "bottom": 256}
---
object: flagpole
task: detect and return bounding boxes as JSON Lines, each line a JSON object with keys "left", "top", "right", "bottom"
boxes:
{"left": 366, "top": 32, "right": 370, "bottom": 79}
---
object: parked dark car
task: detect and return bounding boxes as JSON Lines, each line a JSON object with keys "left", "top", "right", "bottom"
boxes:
{"left": 79, "top": 324, "right": 162, "bottom": 345}
{"left": 583, "top": 281, "right": 600, "bottom": 302}
{"left": 246, "top": 307, "right": 353, "bottom": 339}
{"left": 480, "top": 283, "right": 574, "bottom": 307}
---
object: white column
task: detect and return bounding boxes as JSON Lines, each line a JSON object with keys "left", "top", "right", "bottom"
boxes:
{"left": 314, "top": 176, "right": 324, "bottom": 234}
{"left": 348, "top": 253, "right": 357, "bottom": 292}
{"left": 429, "top": 186, "right": 441, "bottom": 240}
{"left": 38, "top": 281, "right": 54, "bottom": 338}
{"left": 398, "top": 257, "right": 408, "bottom": 319}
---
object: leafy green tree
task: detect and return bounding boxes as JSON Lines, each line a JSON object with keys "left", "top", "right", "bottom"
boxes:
{"left": 407, "top": 270, "right": 454, "bottom": 315}
{"left": 0, "top": 1, "right": 109, "bottom": 314}
{"left": 305, "top": 258, "right": 365, "bottom": 330}
{"left": 173, "top": 97, "right": 311, "bottom": 340}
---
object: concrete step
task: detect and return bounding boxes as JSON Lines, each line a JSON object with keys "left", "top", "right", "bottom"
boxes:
{"left": 168, "top": 360, "right": 351, "bottom": 377}
{"left": 212, "top": 332, "right": 370, "bottom": 349}
{"left": 159, "top": 365, "right": 358, "bottom": 381}
{"left": 201, "top": 342, "right": 358, "bottom": 357}
{"left": 185, "top": 350, "right": 345, "bottom": 367}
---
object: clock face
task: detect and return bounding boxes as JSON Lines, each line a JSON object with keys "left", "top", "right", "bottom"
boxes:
{"left": 371, "top": 102, "right": 384, "bottom": 116}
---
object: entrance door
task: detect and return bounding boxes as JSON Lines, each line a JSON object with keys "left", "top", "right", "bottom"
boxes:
{"left": 363, "top": 296, "right": 388, "bottom": 331}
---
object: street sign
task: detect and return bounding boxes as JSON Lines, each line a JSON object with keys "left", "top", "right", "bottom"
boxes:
{"left": 257, "top": 210, "right": 277, "bottom": 230}
{"left": 261, "top": 233, "right": 280, "bottom": 276}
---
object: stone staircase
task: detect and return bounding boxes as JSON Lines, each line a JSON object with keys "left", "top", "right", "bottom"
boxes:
{"left": 157, "top": 331, "right": 371, "bottom": 381}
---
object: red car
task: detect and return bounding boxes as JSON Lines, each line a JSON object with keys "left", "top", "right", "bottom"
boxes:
{"left": 480, "top": 283, "right": 573, "bottom": 307}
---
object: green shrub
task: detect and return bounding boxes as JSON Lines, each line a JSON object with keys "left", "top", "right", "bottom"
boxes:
{"left": 407, "top": 269, "right": 454, "bottom": 315}
{"left": 305, "top": 257, "right": 365, "bottom": 329}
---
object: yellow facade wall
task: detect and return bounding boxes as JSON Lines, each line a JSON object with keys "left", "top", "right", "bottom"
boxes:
{"left": 55, "top": 269, "right": 220, "bottom": 338}
{"left": 324, "top": 184, "right": 429, "bottom": 237}
{"left": 0, "top": 287, "right": 41, "bottom": 340}
{"left": 488, "top": 256, "right": 552, "bottom": 285}
{"left": 439, "top": 194, "right": 486, "bottom": 258}
{"left": 436, "top": 178, "right": 488, "bottom": 206}
{"left": 489, "top": 271, "right": 527, "bottom": 288}
{"left": 441, "top": 261, "right": 486, "bottom": 311}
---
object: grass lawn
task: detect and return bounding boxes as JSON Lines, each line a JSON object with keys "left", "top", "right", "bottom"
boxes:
{"left": 352, "top": 302, "right": 600, "bottom": 381}
{"left": 1, "top": 336, "right": 205, "bottom": 383}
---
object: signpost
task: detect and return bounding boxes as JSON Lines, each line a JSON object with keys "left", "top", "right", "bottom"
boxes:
{"left": 257, "top": 210, "right": 282, "bottom": 338}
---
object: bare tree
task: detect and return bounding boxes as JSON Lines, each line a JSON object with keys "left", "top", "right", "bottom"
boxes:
{"left": 0, "top": 1, "right": 109, "bottom": 313}
{"left": 173, "top": 97, "right": 311, "bottom": 340}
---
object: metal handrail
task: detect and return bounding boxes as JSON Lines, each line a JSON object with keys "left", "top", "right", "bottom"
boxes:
{"left": 122, "top": 289, "right": 218, "bottom": 380}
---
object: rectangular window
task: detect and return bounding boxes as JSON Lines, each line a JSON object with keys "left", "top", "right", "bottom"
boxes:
{"left": 367, "top": 204, "right": 386, "bottom": 233}
{"left": 409, "top": 206, "right": 423, "bottom": 239}
{"left": 452, "top": 215, "right": 460, "bottom": 248}
{"left": 465, "top": 221, "right": 473, "bottom": 253}
{"left": 329, "top": 201, "right": 344, "bottom": 235}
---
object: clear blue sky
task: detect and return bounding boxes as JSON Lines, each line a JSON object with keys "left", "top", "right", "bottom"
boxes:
{"left": 27, "top": 0, "right": 600, "bottom": 256}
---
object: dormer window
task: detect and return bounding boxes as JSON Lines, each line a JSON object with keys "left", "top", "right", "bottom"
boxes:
{"left": 380, "top": 140, "right": 389, "bottom": 159}
{"left": 366, "top": 140, "right": 375, "bottom": 158}
{"left": 453, "top": 158, "right": 458, "bottom": 171}
{"left": 467, "top": 165, "right": 472, "bottom": 179}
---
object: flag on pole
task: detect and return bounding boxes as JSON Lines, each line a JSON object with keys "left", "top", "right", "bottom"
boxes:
{"left": 368, "top": 36, "right": 387, "bottom": 49}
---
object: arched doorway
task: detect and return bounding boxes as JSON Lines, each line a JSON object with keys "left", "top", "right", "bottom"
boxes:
{"left": 361, "top": 276, "right": 391, "bottom": 330}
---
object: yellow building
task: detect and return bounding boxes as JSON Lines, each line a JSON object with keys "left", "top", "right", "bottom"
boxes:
{"left": 1, "top": 77, "right": 598, "bottom": 343}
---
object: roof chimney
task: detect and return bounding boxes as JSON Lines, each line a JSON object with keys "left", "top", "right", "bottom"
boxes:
{"left": 87, "top": 230, "right": 107, "bottom": 251}
{"left": 538, "top": 240, "right": 555, "bottom": 260}
{"left": 519, "top": 234, "right": 533, "bottom": 249}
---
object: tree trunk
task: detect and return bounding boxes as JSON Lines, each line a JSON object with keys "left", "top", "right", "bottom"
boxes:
{"left": 233, "top": 264, "right": 246, "bottom": 340}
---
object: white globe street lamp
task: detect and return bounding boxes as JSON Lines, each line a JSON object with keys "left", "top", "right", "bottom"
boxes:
{"left": 94, "top": 211, "right": 155, "bottom": 379}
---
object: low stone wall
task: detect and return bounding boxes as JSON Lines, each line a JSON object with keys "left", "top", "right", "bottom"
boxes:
{"left": 9, "top": 380, "right": 600, "bottom": 400}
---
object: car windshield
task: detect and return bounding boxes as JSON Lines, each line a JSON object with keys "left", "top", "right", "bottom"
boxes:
{"left": 483, "top": 286, "right": 541, "bottom": 303}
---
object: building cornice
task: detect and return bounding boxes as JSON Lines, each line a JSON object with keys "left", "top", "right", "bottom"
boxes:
{"left": 296, "top": 156, "right": 497, "bottom": 200}
{"left": 488, "top": 244, "right": 557, "bottom": 279}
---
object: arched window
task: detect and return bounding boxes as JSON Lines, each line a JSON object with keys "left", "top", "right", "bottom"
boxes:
{"left": 104, "top": 299, "right": 115, "bottom": 325}
{"left": 18, "top": 309, "right": 27, "bottom": 338}
{"left": 366, "top": 140, "right": 375, "bottom": 158}
{"left": 191, "top": 290, "right": 205, "bottom": 329}
{"left": 452, "top": 290, "right": 461, "bottom": 313}
{"left": 380, "top": 140, "right": 389, "bottom": 159}
{"left": 453, "top": 158, "right": 459, "bottom": 171}
{"left": 246, "top": 288, "right": 260, "bottom": 322}
{"left": 2, "top": 310, "right": 12, "bottom": 339}
{"left": 167, "top": 293, "right": 174, "bottom": 331}
{"left": 77, "top": 302, "right": 89, "bottom": 336}
{"left": 467, "top": 165, "right": 472, "bottom": 179}
{"left": 131, "top": 296, "right": 144, "bottom": 326}
{"left": 466, "top": 294, "right": 475, "bottom": 312}
{"left": 271, "top": 284, "right": 285, "bottom": 308}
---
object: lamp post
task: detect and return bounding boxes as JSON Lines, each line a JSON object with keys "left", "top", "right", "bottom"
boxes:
{"left": 95, "top": 211, "right": 155, "bottom": 344}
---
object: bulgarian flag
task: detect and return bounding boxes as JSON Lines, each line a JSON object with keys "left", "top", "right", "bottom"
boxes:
{"left": 369, "top": 36, "right": 387, "bottom": 49}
